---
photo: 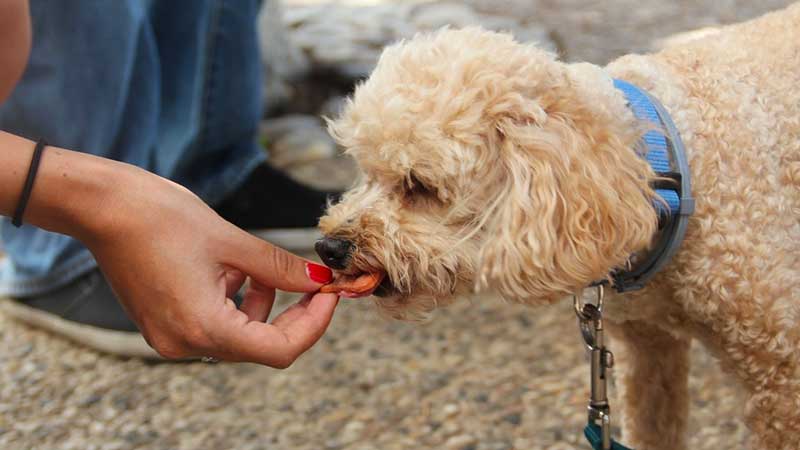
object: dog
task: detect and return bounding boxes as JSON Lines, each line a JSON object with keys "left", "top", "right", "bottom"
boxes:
{"left": 315, "top": 4, "right": 800, "bottom": 449}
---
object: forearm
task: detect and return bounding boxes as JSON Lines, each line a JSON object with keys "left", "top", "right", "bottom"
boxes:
{"left": 0, "top": 131, "right": 129, "bottom": 240}
{"left": 0, "top": 0, "right": 31, "bottom": 102}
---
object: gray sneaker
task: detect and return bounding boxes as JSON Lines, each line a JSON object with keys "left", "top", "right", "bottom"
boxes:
{"left": 0, "top": 269, "right": 160, "bottom": 359}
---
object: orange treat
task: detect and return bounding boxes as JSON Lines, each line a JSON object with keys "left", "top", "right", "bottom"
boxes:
{"left": 320, "top": 272, "right": 385, "bottom": 294}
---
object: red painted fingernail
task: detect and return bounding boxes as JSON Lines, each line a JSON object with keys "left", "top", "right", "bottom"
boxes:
{"left": 306, "top": 262, "right": 333, "bottom": 284}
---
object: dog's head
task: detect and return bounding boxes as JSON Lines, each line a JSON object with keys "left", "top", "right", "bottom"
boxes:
{"left": 318, "top": 28, "right": 658, "bottom": 319}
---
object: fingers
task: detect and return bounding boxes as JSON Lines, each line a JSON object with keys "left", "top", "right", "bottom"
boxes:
{"left": 270, "top": 293, "right": 338, "bottom": 358}
{"left": 269, "top": 293, "right": 313, "bottom": 328}
{"left": 223, "top": 228, "right": 332, "bottom": 293}
{"left": 206, "top": 292, "right": 339, "bottom": 368}
{"left": 239, "top": 280, "right": 276, "bottom": 323}
{"left": 224, "top": 270, "right": 246, "bottom": 299}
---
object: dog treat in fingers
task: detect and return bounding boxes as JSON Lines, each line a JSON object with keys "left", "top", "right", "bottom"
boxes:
{"left": 320, "top": 271, "right": 385, "bottom": 297}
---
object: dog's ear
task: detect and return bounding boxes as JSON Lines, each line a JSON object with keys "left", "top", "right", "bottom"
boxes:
{"left": 475, "top": 97, "right": 659, "bottom": 304}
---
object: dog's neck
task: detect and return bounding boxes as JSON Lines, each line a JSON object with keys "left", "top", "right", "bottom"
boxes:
{"left": 567, "top": 62, "right": 685, "bottom": 294}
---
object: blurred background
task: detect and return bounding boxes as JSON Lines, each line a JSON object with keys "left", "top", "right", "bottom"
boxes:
{"left": 0, "top": 1, "right": 793, "bottom": 449}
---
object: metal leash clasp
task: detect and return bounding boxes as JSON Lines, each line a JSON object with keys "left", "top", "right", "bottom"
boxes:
{"left": 574, "top": 286, "right": 615, "bottom": 450}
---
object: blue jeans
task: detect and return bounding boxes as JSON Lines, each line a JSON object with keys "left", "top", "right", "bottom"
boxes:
{"left": 0, "top": 0, "right": 266, "bottom": 296}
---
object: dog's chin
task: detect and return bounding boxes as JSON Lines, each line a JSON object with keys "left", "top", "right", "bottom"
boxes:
{"left": 371, "top": 289, "right": 446, "bottom": 321}
{"left": 372, "top": 276, "right": 397, "bottom": 298}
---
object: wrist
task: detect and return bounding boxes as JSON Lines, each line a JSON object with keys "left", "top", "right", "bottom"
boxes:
{"left": 23, "top": 145, "right": 135, "bottom": 242}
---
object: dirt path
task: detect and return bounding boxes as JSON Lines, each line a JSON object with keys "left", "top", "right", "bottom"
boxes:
{"left": 1, "top": 1, "right": 794, "bottom": 449}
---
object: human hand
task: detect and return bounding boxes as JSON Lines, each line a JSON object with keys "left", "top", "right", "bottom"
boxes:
{"left": 17, "top": 145, "right": 338, "bottom": 367}
{"left": 86, "top": 166, "right": 338, "bottom": 366}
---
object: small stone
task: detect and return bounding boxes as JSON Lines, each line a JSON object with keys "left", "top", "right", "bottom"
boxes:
{"left": 474, "top": 392, "right": 490, "bottom": 403}
{"left": 441, "top": 421, "right": 462, "bottom": 436}
{"left": 284, "top": 157, "right": 358, "bottom": 191}
{"left": 339, "top": 420, "right": 366, "bottom": 445}
{"left": 260, "top": 115, "right": 321, "bottom": 142}
{"left": 89, "top": 422, "right": 105, "bottom": 435}
{"left": 546, "top": 443, "right": 575, "bottom": 450}
{"left": 269, "top": 130, "right": 337, "bottom": 169}
{"left": 100, "top": 441, "right": 127, "bottom": 450}
{"left": 320, "top": 96, "right": 348, "bottom": 119}
{"left": 444, "top": 434, "right": 478, "bottom": 450}
{"left": 412, "top": 3, "right": 481, "bottom": 30}
{"left": 441, "top": 403, "right": 460, "bottom": 419}
{"left": 77, "top": 393, "right": 102, "bottom": 407}
{"left": 501, "top": 412, "right": 522, "bottom": 426}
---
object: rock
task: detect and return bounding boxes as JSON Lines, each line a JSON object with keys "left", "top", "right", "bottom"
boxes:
{"left": 77, "top": 393, "right": 102, "bottom": 407}
{"left": 340, "top": 420, "right": 366, "bottom": 445}
{"left": 259, "top": 0, "right": 310, "bottom": 112}
{"left": 546, "top": 443, "right": 576, "bottom": 450}
{"left": 89, "top": 421, "right": 105, "bottom": 435}
{"left": 477, "top": 442, "right": 513, "bottom": 450}
{"left": 278, "top": 0, "right": 557, "bottom": 89}
{"left": 444, "top": 434, "right": 478, "bottom": 450}
{"left": 462, "top": 0, "right": 540, "bottom": 17}
{"left": 441, "top": 403, "right": 460, "bottom": 419}
{"left": 285, "top": 156, "right": 359, "bottom": 191}
{"left": 411, "top": 3, "right": 482, "bottom": 29}
{"left": 320, "top": 95, "right": 348, "bottom": 119}
{"left": 501, "top": 412, "right": 522, "bottom": 426}
{"left": 265, "top": 122, "right": 337, "bottom": 169}
{"left": 260, "top": 114, "right": 321, "bottom": 141}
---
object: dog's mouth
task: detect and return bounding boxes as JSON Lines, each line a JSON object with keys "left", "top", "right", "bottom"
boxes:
{"left": 319, "top": 270, "right": 389, "bottom": 298}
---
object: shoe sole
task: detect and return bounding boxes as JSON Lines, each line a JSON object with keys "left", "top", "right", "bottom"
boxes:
{"left": 0, "top": 297, "right": 162, "bottom": 359}
{"left": 252, "top": 228, "right": 322, "bottom": 252}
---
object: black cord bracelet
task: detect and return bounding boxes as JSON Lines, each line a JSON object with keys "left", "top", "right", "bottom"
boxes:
{"left": 12, "top": 139, "right": 47, "bottom": 228}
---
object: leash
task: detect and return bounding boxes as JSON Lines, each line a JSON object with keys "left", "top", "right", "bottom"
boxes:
{"left": 575, "top": 286, "right": 632, "bottom": 450}
{"left": 575, "top": 80, "right": 694, "bottom": 450}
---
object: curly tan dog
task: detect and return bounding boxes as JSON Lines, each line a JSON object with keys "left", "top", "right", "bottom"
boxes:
{"left": 316, "top": 4, "right": 800, "bottom": 449}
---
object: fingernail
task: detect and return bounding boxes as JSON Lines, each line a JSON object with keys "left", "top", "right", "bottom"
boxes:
{"left": 306, "top": 262, "right": 333, "bottom": 284}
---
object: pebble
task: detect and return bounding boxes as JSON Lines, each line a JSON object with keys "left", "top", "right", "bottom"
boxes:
{"left": 444, "top": 434, "right": 478, "bottom": 450}
{"left": 410, "top": 3, "right": 482, "bottom": 29}
{"left": 441, "top": 403, "right": 460, "bottom": 419}
{"left": 279, "top": 0, "right": 555, "bottom": 82}
{"left": 269, "top": 124, "right": 337, "bottom": 169}
{"left": 502, "top": 412, "right": 522, "bottom": 426}
{"left": 340, "top": 420, "right": 367, "bottom": 444}
{"left": 284, "top": 157, "right": 359, "bottom": 191}
{"left": 320, "top": 95, "right": 348, "bottom": 119}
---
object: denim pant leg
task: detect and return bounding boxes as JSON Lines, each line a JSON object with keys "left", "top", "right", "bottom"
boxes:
{"left": 0, "top": 0, "right": 265, "bottom": 296}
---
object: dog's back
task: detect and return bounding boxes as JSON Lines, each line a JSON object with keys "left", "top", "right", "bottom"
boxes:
{"left": 607, "top": 6, "right": 800, "bottom": 448}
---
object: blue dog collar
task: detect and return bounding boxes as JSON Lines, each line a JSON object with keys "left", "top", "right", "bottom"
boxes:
{"left": 599, "top": 79, "right": 695, "bottom": 293}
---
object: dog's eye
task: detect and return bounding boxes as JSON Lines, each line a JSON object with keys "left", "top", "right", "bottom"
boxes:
{"left": 404, "top": 173, "right": 436, "bottom": 198}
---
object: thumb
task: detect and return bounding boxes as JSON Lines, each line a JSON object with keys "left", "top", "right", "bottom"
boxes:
{"left": 223, "top": 227, "right": 333, "bottom": 292}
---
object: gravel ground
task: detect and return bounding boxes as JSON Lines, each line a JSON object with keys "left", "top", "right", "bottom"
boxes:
{"left": 0, "top": 295, "right": 746, "bottom": 450}
{"left": 1, "top": 1, "right": 794, "bottom": 449}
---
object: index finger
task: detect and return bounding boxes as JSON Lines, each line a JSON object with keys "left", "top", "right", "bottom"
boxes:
{"left": 223, "top": 227, "right": 333, "bottom": 293}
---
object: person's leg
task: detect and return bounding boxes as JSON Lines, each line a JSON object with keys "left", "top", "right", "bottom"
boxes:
{"left": 0, "top": 0, "right": 163, "bottom": 356}
{"left": 0, "top": 0, "right": 161, "bottom": 298}
{"left": 0, "top": 0, "right": 333, "bottom": 356}
{"left": 147, "top": 0, "right": 334, "bottom": 248}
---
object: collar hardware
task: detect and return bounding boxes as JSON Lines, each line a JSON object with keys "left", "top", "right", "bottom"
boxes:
{"left": 598, "top": 79, "right": 695, "bottom": 293}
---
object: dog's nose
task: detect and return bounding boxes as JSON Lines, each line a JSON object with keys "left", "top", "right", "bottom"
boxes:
{"left": 314, "top": 237, "right": 353, "bottom": 270}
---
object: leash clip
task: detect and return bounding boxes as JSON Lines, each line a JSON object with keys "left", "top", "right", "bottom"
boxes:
{"left": 574, "top": 286, "right": 615, "bottom": 450}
